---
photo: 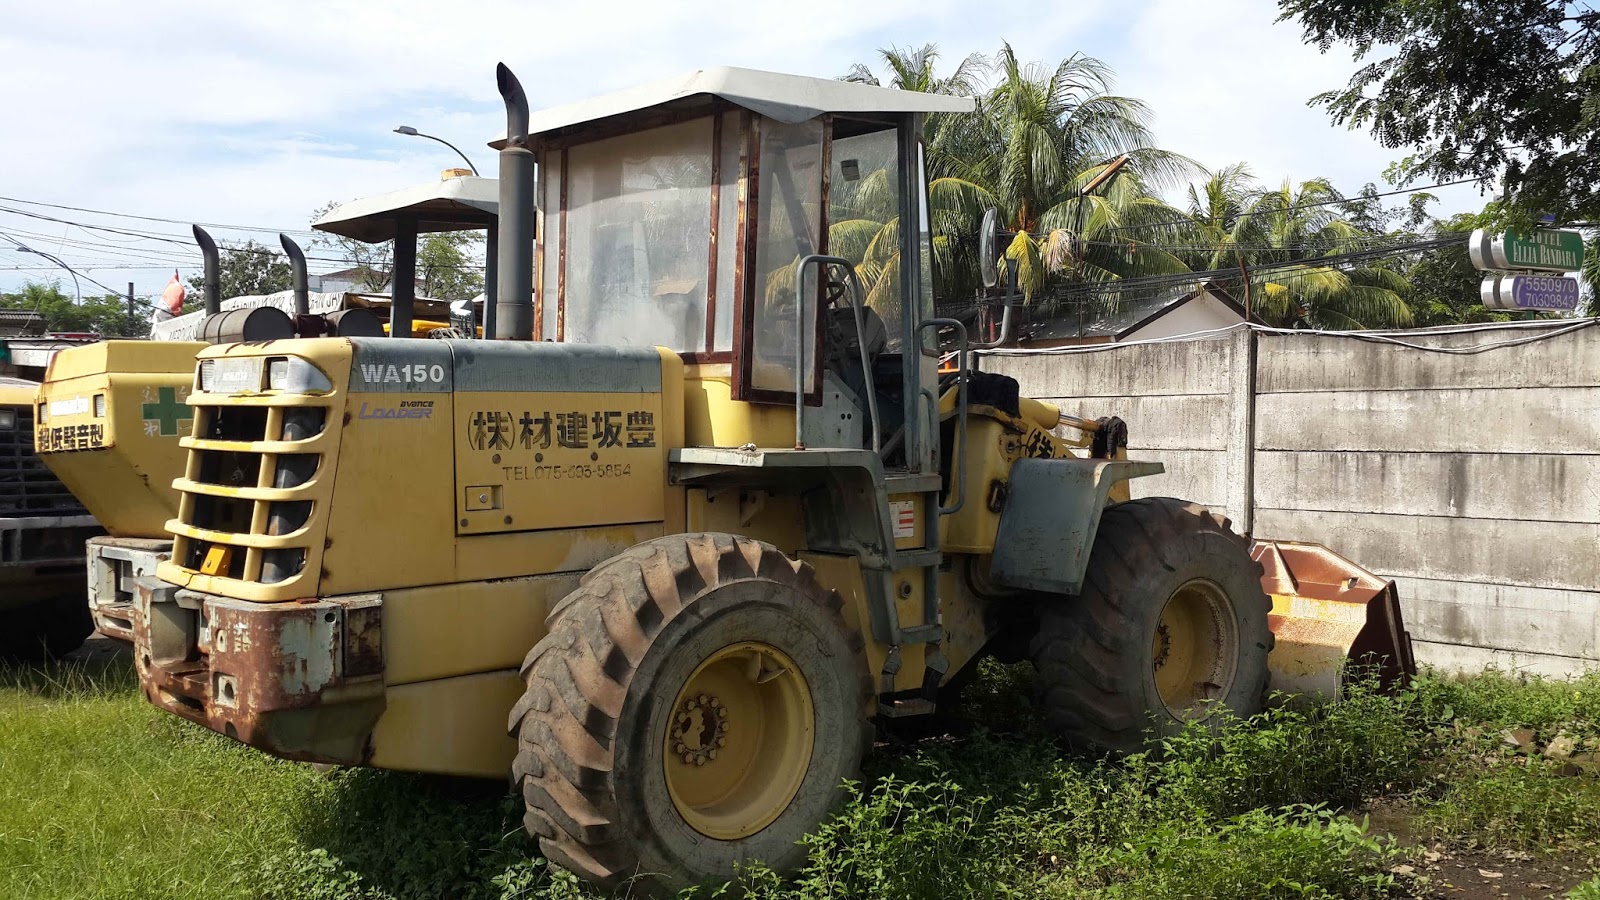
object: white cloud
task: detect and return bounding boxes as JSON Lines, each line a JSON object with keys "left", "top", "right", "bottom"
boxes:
{"left": 0, "top": 0, "right": 1485, "bottom": 297}
{"left": 1111, "top": 0, "right": 1489, "bottom": 213}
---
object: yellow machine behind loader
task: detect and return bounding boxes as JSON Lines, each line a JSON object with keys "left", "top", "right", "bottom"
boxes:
{"left": 127, "top": 64, "right": 1413, "bottom": 891}
{"left": 0, "top": 375, "right": 101, "bottom": 660}
{"left": 35, "top": 183, "right": 495, "bottom": 644}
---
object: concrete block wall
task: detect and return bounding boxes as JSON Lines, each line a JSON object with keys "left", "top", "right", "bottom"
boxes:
{"left": 985, "top": 322, "right": 1600, "bottom": 677}
{"left": 987, "top": 329, "right": 1255, "bottom": 528}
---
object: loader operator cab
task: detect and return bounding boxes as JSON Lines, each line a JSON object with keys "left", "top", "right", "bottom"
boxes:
{"left": 522, "top": 68, "right": 967, "bottom": 468}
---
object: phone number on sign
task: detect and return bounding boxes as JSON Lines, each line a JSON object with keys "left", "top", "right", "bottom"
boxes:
{"left": 502, "top": 464, "right": 633, "bottom": 481}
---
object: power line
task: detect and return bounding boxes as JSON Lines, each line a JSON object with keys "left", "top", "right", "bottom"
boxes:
{"left": 1099, "top": 177, "right": 1487, "bottom": 236}
{"left": 1029, "top": 235, "right": 1462, "bottom": 305}
{"left": 0, "top": 209, "right": 486, "bottom": 270}
{"left": 0, "top": 194, "right": 322, "bottom": 237}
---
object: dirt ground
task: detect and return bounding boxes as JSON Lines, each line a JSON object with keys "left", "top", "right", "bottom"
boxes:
{"left": 1364, "top": 800, "right": 1597, "bottom": 899}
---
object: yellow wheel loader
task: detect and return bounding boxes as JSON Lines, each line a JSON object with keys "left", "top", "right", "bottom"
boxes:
{"left": 128, "top": 64, "right": 1413, "bottom": 891}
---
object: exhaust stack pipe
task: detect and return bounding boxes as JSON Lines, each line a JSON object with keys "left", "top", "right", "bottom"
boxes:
{"left": 193, "top": 225, "right": 221, "bottom": 316}
{"left": 494, "top": 62, "right": 535, "bottom": 341}
{"left": 279, "top": 234, "right": 310, "bottom": 316}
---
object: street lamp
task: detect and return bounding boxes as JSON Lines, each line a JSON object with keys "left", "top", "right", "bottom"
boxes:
{"left": 393, "top": 125, "right": 480, "bottom": 176}
{"left": 12, "top": 242, "right": 81, "bottom": 303}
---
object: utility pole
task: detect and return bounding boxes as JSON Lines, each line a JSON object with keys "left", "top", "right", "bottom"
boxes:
{"left": 126, "top": 282, "right": 135, "bottom": 337}
{"left": 1072, "top": 155, "right": 1131, "bottom": 338}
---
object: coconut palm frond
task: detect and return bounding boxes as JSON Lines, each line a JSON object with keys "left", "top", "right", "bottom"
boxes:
{"left": 829, "top": 219, "right": 886, "bottom": 267}
{"left": 1326, "top": 284, "right": 1414, "bottom": 328}
{"left": 841, "top": 63, "right": 879, "bottom": 85}
{"left": 1042, "top": 228, "right": 1078, "bottom": 272}
{"left": 1351, "top": 265, "right": 1413, "bottom": 295}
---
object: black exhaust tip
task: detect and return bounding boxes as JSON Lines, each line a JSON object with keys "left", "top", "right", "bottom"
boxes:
{"left": 494, "top": 62, "right": 535, "bottom": 341}
{"left": 192, "top": 225, "right": 220, "bottom": 316}
{"left": 278, "top": 234, "right": 310, "bottom": 317}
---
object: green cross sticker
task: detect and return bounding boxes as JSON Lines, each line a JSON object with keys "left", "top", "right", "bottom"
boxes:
{"left": 142, "top": 387, "right": 192, "bottom": 437}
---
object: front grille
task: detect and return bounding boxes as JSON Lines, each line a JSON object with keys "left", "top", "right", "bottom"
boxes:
{"left": 1, "top": 403, "right": 85, "bottom": 517}
{"left": 170, "top": 400, "right": 328, "bottom": 586}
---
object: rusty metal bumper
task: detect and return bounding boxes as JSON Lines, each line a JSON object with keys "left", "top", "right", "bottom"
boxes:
{"left": 131, "top": 577, "right": 385, "bottom": 765}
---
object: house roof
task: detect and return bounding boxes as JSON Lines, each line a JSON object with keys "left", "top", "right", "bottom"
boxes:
{"left": 312, "top": 176, "right": 498, "bottom": 244}
{"left": 1022, "top": 282, "right": 1252, "bottom": 343}
{"left": 506, "top": 66, "right": 975, "bottom": 146}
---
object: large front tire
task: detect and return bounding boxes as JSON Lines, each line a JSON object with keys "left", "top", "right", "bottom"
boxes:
{"left": 509, "top": 533, "right": 872, "bottom": 892}
{"left": 1029, "top": 498, "right": 1271, "bottom": 752}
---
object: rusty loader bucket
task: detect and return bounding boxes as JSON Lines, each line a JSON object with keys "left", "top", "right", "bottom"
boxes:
{"left": 1251, "top": 540, "right": 1417, "bottom": 701}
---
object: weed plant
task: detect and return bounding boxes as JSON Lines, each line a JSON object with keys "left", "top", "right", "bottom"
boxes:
{"left": 3, "top": 656, "right": 1598, "bottom": 899}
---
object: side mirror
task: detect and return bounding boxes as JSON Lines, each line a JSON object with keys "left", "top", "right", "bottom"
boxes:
{"left": 979, "top": 207, "right": 1000, "bottom": 289}
{"left": 449, "top": 298, "right": 477, "bottom": 337}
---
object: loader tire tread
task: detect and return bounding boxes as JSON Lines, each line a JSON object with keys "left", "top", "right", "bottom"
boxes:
{"left": 1029, "top": 497, "right": 1273, "bottom": 753}
{"left": 509, "top": 533, "right": 872, "bottom": 892}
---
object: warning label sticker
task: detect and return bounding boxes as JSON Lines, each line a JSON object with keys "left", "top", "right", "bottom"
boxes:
{"left": 890, "top": 500, "right": 916, "bottom": 539}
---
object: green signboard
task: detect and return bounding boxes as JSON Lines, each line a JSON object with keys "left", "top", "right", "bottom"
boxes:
{"left": 1470, "top": 227, "right": 1585, "bottom": 273}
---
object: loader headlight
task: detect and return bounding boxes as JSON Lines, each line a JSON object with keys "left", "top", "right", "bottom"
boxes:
{"left": 265, "top": 357, "right": 332, "bottom": 394}
{"left": 0, "top": 409, "right": 15, "bottom": 431}
{"left": 196, "top": 357, "right": 263, "bottom": 394}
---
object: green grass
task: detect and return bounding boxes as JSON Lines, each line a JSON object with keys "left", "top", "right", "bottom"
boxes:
{"left": 1571, "top": 873, "right": 1600, "bottom": 899}
{"left": 2, "top": 657, "right": 1599, "bottom": 899}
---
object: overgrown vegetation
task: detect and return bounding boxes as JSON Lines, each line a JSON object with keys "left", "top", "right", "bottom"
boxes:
{"left": 2, "top": 657, "right": 1597, "bottom": 899}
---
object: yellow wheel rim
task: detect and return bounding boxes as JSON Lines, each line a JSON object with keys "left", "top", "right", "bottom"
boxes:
{"left": 1152, "top": 578, "right": 1238, "bottom": 717}
{"left": 663, "top": 641, "right": 814, "bottom": 840}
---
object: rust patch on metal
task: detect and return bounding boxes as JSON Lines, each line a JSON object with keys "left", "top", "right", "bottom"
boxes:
{"left": 1255, "top": 540, "right": 1416, "bottom": 701}
{"left": 342, "top": 597, "right": 383, "bottom": 677}
{"left": 131, "top": 577, "right": 384, "bottom": 765}
{"left": 731, "top": 111, "right": 758, "bottom": 400}
{"left": 557, "top": 147, "right": 569, "bottom": 342}
{"left": 705, "top": 112, "right": 722, "bottom": 353}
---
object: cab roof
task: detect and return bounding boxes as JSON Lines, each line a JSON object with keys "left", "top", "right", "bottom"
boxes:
{"left": 505, "top": 66, "right": 976, "bottom": 147}
{"left": 312, "top": 176, "right": 498, "bottom": 244}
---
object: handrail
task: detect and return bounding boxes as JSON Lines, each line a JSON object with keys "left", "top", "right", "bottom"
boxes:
{"left": 791, "top": 255, "right": 882, "bottom": 454}
{"left": 918, "top": 317, "right": 967, "bottom": 515}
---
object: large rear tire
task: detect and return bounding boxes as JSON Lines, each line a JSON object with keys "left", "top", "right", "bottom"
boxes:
{"left": 1029, "top": 498, "right": 1271, "bottom": 752}
{"left": 509, "top": 533, "right": 872, "bottom": 893}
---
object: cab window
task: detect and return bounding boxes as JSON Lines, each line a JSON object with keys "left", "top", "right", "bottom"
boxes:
{"left": 560, "top": 118, "right": 714, "bottom": 351}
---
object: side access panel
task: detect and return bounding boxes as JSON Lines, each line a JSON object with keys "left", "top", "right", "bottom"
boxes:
{"left": 989, "top": 457, "right": 1163, "bottom": 596}
{"left": 446, "top": 342, "right": 670, "bottom": 535}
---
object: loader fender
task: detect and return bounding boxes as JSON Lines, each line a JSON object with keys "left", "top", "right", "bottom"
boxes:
{"left": 989, "top": 457, "right": 1164, "bottom": 595}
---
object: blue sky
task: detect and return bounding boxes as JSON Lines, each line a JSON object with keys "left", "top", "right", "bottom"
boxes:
{"left": 0, "top": 0, "right": 1492, "bottom": 300}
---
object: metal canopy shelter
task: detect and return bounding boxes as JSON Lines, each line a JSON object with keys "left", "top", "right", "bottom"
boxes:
{"left": 311, "top": 175, "right": 501, "bottom": 338}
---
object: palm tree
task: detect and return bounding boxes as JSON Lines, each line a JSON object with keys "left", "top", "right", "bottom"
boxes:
{"left": 928, "top": 46, "right": 1195, "bottom": 304}
{"left": 842, "top": 43, "right": 987, "bottom": 97}
{"left": 832, "top": 44, "right": 987, "bottom": 319}
{"left": 1180, "top": 172, "right": 1413, "bottom": 329}
{"left": 842, "top": 43, "right": 1196, "bottom": 308}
